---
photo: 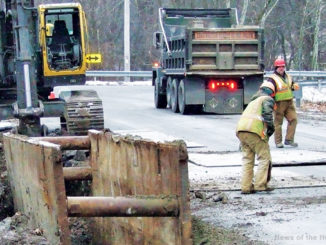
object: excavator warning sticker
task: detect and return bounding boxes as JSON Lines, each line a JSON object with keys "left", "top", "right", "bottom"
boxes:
{"left": 86, "top": 54, "right": 102, "bottom": 63}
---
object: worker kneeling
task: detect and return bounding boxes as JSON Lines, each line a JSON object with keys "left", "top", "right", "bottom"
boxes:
{"left": 236, "top": 81, "right": 276, "bottom": 194}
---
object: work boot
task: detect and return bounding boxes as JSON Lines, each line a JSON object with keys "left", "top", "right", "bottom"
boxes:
{"left": 276, "top": 143, "right": 284, "bottom": 148}
{"left": 241, "top": 184, "right": 256, "bottom": 195}
{"left": 284, "top": 140, "right": 298, "bottom": 147}
{"left": 241, "top": 190, "right": 256, "bottom": 195}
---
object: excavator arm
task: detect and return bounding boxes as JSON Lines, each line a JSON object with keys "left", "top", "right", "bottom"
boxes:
{"left": 1, "top": 0, "right": 43, "bottom": 136}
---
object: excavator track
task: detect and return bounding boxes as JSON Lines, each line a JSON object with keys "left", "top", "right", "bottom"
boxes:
{"left": 62, "top": 90, "right": 104, "bottom": 135}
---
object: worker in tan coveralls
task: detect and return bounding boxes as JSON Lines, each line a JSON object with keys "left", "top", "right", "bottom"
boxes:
{"left": 236, "top": 82, "right": 276, "bottom": 194}
{"left": 265, "top": 58, "right": 300, "bottom": 148}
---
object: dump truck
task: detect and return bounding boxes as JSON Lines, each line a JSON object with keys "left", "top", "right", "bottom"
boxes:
{"left": 0, "top": 0, "right": 103, "bottom": 136}
{"left": 152, "top": 8, "right": 264, "bottom": 114}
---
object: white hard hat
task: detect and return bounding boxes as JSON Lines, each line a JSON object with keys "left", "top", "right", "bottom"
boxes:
{"left": 260, "top": 81, "right": 275, "bottom": 93}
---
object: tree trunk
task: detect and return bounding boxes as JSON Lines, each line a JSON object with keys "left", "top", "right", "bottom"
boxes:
{"left": 240, "top": 0, "right": 249, "bottom": 25}
{"left": 294, "top": 1, "right": 308, "bottom": 70}
{"left": 311, "top": 0, "right": 322, "bottom": 70}
{"left": 260, "top": 0, "right": 280, "bottom": 28}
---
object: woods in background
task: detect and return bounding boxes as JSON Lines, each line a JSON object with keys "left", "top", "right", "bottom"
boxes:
{"left": 35, "top": 0, "right": 326, "bottom": 71}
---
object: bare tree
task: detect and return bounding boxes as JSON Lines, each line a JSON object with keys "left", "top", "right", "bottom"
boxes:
{"left": 294, "top": 1, "right": 308, "bottom": 70}
{"left": 259, "top": 0, "right": 280, "bottom": 28}
{"left": 240, "top": 0, "right": 249, "bottom": 25}
{"left": 311, "top": 0, "right": 322, "bottom": 70}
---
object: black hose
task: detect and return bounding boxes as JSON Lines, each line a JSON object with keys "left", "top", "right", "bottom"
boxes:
{"left": 190, "top": 185, "right": 326, "bottom": 192}
{"left": 188, "top": 159, "right": 326, "bottom": 168}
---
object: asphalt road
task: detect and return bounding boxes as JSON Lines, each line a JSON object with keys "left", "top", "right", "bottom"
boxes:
{"left": 84, "top": 84, "right": 326, "bottom": 153}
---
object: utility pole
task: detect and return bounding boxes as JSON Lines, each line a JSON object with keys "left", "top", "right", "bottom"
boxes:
{"left": 124, "top": 0, "right": 130, "bottom": 82}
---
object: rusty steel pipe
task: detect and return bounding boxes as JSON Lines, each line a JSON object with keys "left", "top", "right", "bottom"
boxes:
{"left": 33, "top": 136, "right": 90, "bottom": 150}
{"left": 63, "top": 167, "right": 92, "bottom": 181}
{"left": 67, "top": 196, "right": 179, "bottom": 217}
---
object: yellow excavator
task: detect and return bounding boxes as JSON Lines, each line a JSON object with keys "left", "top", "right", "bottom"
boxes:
{"left": 0, "top": 1, "right": 103, "bottom": 136}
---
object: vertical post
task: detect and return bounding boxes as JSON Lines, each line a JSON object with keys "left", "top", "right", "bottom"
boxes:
{"left": 124, "top": 0, "right": 130, "bottom": 82}
{"left": 0, "top": 12, "right": 4, "bottom": 80}
{"left": 294, "top": 82, "right": 303, "bottom": 108}
{"left": 95, "top": 29, "right": 99, "bottom": 82}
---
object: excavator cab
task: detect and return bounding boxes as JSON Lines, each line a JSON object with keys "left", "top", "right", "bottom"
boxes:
{"left": 39, "top": 3, "right": 88, "bottom": 85}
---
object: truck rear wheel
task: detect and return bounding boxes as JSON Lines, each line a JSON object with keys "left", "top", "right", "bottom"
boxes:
{"left": 178, "top": 79, "right": 190, "bottom": 114}
{"left": 171, "top": 78, "right": 179, "bottom": 113}
{"left": 154, "top": 78, "right": 167, "bottom": 108}
{"left": 166, "top": 77, "right": 172, "bottom": 108}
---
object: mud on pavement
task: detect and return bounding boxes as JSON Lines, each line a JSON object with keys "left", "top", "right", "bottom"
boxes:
{"left": 191, "top": 187, "right": 326, "bottom": 245}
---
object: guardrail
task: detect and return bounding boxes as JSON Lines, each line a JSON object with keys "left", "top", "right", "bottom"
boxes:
{"left": 265, "top": 71, "right": 326, "bottom": 78}
{"left": 86, "top": 70, "right": 152, "bottom": 78}
{"left": 86, "top": 70, "right": 326, "bottom": 82}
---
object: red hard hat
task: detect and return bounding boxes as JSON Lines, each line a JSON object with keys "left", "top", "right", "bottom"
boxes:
{"left": 274, "top": 58, "right": 285, "bottom": 67}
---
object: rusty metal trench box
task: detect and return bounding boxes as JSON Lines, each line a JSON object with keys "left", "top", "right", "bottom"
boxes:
{"left": 3, "top": 130, "right": 192, "bottom": 244}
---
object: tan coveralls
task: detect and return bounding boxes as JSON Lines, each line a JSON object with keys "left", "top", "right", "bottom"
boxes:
{"left": 237, "top": 132, "right": 272, "bottom": 192}
{"left": 236, "top": 94, "right": 274, "bottom": 192}
{"left": 274, "top": 100, "right": 297, "bottom": 144}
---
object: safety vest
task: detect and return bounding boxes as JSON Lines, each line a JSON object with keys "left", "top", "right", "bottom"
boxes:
{"left": 236, "top": 96, "right": 269, "bottom": 141}
{"left": 267, "top": 73, "right": 293, "bottom": 101}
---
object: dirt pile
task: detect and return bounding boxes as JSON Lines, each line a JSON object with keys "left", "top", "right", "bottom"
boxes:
{"left": 0, "top": 212, "right": 49, "bottom": 244}
{"left": 0, "top": 145, "right": 14, "bottom": 220}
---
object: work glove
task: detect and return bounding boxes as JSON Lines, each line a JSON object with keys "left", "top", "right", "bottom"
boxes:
{"left": 267, "top": 127, "right": 275, "bottom": 137}
{"left": 292, "top": 83, "right": 300, "bottom": 91}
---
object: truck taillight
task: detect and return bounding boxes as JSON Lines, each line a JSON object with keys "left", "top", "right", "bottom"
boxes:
{"left": 208, "top": 80, "right": 237, "bottom": 91}
{"left": 153, "top": 61, "right": 160, "bottom": 68}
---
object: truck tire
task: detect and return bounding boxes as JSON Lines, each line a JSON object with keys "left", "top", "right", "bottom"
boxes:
{"left": 166, "top": 77, "right": 172, "bottom": 108}
{"left": 171, "top": 78, "right": 179, "bottom": 113}
{"left": 178, "top": 79, "right": 190, "bottom": 114}
{"left": 154, "top": 78, "right": 167, "bottom": 108}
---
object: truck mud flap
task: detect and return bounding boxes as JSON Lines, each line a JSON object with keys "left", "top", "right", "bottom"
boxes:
{"left": 3, "top": 131, "right": 192, "bottom": 244}
{"left": 204, "top": 88, "right": 243, "bottom": 114}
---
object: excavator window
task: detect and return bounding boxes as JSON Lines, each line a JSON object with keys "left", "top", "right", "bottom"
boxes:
{"left": 44, "top": 8, "right": 82, "bottom": 70}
